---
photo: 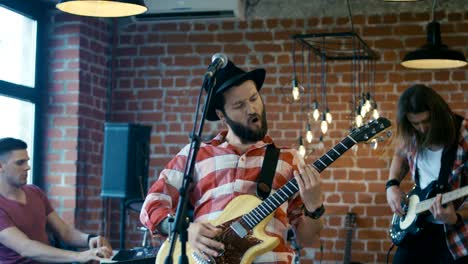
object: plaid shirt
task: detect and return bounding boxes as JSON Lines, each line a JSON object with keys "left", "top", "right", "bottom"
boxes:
{"left": 140, "top": 131, "right": 305, "bottom": 263}
{"left": 402, "top": 116, "right": 468, "bottom": 259}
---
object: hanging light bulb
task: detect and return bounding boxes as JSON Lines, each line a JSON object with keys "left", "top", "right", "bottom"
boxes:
{"left": 313, "top": 109, "right": 320, "bottom": 122}
{"left": 325, "top": 108, "right": 332, "bottom": 124}
{"left": 364, "top": 100, "right": 371, "bottom": 113}
{"left": 320, "top": 113, "right": 328, "bottom": 134}
{"left": 355, "top": 114, "right": 363, "bottom": 127}
{"left": 360, "top": 104, "right": 367, "bottom": 117}
{"left": 372, "top": 108, "right": 380, "bottom": 120}
{"left": 312, "top": 100, "right": 320, "bottom": 121}
{"left": 364, "top": 92, "right": 372, "bottom": 112}
{"left": 292, "top": 79, "right": 300, "bottom": 101}
{"left": 317, "top": 135, "right": 325, "bottom": 150}
{"left": 306, "top": 123, "right": 313, "bottom": 143}
{"left": 370, "top": 138, "right": 378, "bottom": 150}
{"left": 298, "top": 137, "right": 306, "bottom": 157}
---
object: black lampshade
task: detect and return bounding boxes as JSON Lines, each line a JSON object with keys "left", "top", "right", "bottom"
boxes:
{"left": 56, "top": 0, "right": 148, "bottom": 18}
{"left": 401, "top": 21, "right": 467, "bottom": 69}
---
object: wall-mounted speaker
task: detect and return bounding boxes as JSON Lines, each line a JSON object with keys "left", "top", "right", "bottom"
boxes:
{"left": 101, "top": 123, "right": 152, "bottom": 200}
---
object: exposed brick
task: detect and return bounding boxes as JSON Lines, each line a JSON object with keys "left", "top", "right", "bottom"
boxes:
{"left": 44, "top": 10, "right": 467, "bottom": 253}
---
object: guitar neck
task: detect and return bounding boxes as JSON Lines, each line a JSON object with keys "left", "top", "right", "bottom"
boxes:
{"left": 241, "top": 135, "right": 358, "bottom": 228}
{"left": 343, "top": 228, "right": 353, "bottom": 264}
{"left": 416, "top": 185, "right": 468, "bottom": 214}
{"left": 343, "top": 212, "right": 356, "bottom": 264}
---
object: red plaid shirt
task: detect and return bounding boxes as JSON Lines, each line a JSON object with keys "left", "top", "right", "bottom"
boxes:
{"left": 401, "top": 116, "right": 468, "bottom": 259}
{"left": 140, "top": 131, "right": 305, "bottom": 263}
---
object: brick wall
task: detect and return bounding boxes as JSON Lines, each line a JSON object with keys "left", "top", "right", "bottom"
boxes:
{"left": 44, "top": 13, "right": 112, "bottom": 232}
{"left": 44, "top": 9, "right": 467, "bottom": 263}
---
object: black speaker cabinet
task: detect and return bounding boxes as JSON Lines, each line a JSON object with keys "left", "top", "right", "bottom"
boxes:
{"left": 101, "top": 123, "right": 152, "bottom": 200}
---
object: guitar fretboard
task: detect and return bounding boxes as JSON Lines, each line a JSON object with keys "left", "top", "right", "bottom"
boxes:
{"left": 241, "top": 135, "right": 358, "bottom": 229}
{"left": 415, "top": 185, "right": 468, "bottom": 214}
{"left": 344, "top": 212, "right": 358, "bottom": 264}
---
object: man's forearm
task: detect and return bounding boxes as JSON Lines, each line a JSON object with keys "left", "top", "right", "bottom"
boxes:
{"left": 388, "top": 154, "right": 409, "bottom": 181}
{"left": 295, "top": 216, "right": 323, "bottom": 245}
{"left": 55, "top": 228, "right": 89, "bottom": 248}
{"left": 18, "top": 239, "right": 82, "bottom": 263}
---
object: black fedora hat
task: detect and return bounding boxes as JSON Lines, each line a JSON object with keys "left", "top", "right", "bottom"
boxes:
{"left": 205, "top": 60, "right": 266, "bottom": 121}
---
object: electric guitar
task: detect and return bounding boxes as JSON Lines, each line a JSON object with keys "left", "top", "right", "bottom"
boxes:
{"left": 157, "top": 117, "right": 391, "bottom": 264}
{"left": 389, "top": 182, "right": 468, "bottom": 246}
{"left": 344, "top": 212, "right": 362, "bottom": 264}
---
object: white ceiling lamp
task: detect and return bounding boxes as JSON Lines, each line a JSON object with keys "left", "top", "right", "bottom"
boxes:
{"left": 56, "top": 0, "right": 148, "bottom": 17}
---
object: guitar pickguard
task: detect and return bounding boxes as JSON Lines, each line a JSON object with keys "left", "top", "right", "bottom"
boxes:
{"left": 156, "top": 195, "right": 280, "bottom": 264}
{"left": 191, "top": 217, "right": 263, "bottom": 264}
{"left": 389, "top": 189, "right": 425, "bottom": 245}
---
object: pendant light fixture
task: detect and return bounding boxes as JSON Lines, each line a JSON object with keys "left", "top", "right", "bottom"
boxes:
{"left": 400, "top": 0, "right": 467, "bottom": 69}
{"left": 56, "top": 0, "right": 148, "bottom": 18}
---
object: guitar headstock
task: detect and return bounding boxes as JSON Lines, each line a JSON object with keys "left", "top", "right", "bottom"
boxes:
{"left": 350, "top": 117, "right": 391, "bottom": 143}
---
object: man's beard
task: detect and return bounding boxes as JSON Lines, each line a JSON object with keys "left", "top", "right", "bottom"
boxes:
{"left": 224, "top": 108, "right": 268, "bottom": 144}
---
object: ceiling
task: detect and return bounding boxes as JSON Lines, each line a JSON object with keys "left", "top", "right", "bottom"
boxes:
{"left": 40, "top": 0, "right": 468, "bottom": 20}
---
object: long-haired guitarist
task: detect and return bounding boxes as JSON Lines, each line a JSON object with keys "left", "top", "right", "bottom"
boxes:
{"left": 386, "top": 84, "right": 468, "bottom": 263}
{"left": 140, "top": 60, "right": 324, "bottom": 263}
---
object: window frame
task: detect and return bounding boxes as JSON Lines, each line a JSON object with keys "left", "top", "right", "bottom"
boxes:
{"left": 0, "top": 0, "right": 48, "bottom": 187}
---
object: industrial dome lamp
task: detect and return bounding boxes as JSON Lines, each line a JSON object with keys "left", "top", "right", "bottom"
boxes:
{"left": 56, "top": 0, "right": 148, "bottom": 18}
{"left": 400, "top": 0, "right": 467, "bottom": 69}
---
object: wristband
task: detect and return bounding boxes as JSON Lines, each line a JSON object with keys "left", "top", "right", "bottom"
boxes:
{"left": 385, "top": 179, "right": 400, "bottom": 190}
{"left": 87, "top": 234, "right": 98, "bottom": 244}
{"left": 303, "top": 204, "right": 325, "bottom": 219}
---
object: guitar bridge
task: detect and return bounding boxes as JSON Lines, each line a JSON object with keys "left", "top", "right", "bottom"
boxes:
{"left": 192, "top": 251, "right": 215, "bottom": 264}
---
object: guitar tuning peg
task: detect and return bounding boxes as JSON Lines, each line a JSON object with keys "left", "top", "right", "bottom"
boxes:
{"left": 386, "top": 130, "right": 393, "bottom": 138}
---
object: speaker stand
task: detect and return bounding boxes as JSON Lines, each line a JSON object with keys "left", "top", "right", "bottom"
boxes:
{"left": 120, "top": 198, "right": 126, "bottom": 250}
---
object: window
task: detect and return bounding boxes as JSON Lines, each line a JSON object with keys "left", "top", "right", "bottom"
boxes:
{"left": 0, "top": 6, "right": 37, "bottom": 87}
{"left": 0, "top": 1, "right": 43, "bottom": 184}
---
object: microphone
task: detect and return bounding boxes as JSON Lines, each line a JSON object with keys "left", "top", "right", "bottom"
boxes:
{"left": 205, "top": 53, "right": 228, "bottom": 78}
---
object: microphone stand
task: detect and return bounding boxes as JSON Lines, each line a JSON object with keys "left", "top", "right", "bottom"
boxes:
{"left": 164, "top": 75, "right": 217, "bottom": 264}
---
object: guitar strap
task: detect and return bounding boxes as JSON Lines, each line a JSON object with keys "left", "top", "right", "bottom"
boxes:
{"left": 415, "top": 114, "right": 463, "bottom": 191}
{"left": 257, "top": 144, "right": 280, "bottom": 200}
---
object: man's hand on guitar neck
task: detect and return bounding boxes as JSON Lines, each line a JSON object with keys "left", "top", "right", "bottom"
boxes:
{"left": 188, "top": 222, "right": 224, "bottom": 257}
{"left": 295, "top": 159, "right": 323, "bottom": 212}
{"left": 430, "top": 194, "right": 458, "bottom": 225}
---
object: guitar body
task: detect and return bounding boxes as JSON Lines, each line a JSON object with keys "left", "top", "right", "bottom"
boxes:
{"left": 389, "top": 182, "right": 438, "bottom": 246}
{"left": 156, "top": 195, "right": 279, "bottom": 264}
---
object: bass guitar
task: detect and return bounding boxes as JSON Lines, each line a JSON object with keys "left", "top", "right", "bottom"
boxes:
{"left": 157, "top": 117, "right": 391, "bottom": 264}
{"left": 389, "top": 182, "right": 468, "bottom": 246}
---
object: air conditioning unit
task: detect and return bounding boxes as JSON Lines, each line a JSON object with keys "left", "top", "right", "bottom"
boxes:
{"left": 136, "top": 0, "right": 246, "bottom": 20}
